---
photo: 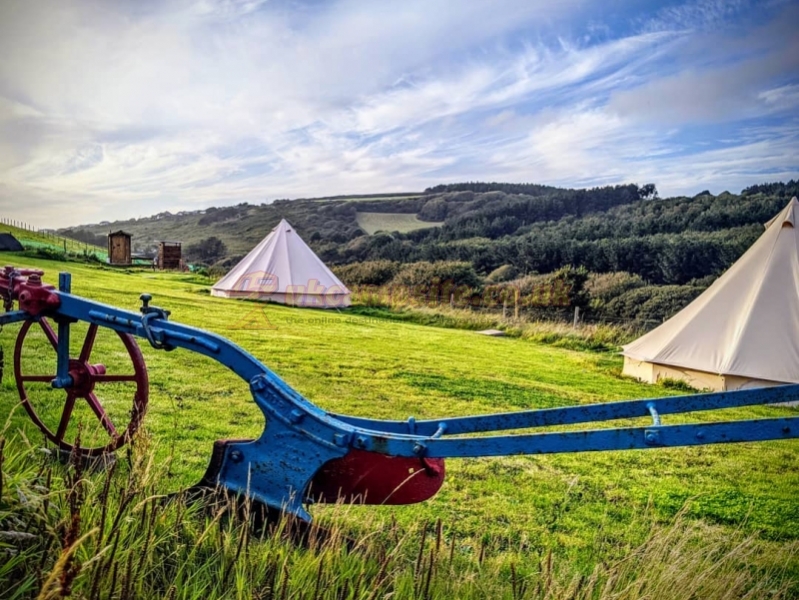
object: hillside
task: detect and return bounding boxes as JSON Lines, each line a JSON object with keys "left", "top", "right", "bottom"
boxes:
{"left": 0, "top": 219, "right": 106, "bottom": 258}
{"left": 60, "top": 183, "right": 651, "bottom": 266}
{"left": 59, "top": 193, "right": 426, "bottom": 261}
{"left": 59, "top": 180, "right": 799, "bottom": 290}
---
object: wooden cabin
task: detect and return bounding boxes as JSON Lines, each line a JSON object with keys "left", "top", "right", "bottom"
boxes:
{"left": 107, "top": 230, "right": 132, "bottom": 265}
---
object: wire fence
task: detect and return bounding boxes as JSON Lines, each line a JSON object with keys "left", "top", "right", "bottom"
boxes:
{"left": 351, "top": 287, "right": 663, "bottom": 334}
{"left": 461, "top": 304, "right": 662, "bottom": 334}
{"left": 0, "top": 216, "right": 108, "bottom": 260}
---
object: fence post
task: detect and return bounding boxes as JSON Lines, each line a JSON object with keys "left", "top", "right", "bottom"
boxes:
{"left": 514, "top": 289, "right": 520, "bottom": 321}
{"left": 573, "top": 306, "right": 581, "bottom": 328}
{"left": 502, "top": 299, "right": 507, "bottom": 320}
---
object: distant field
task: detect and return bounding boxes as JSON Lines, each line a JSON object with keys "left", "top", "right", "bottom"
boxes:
{"left": 356, "top": 211, "right": 443, "bottom": 234}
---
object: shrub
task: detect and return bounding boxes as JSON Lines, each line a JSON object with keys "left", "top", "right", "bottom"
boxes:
{"left": 216, "top": 254, "right": 244, "bottom": 269}
{"left": 659, "top": 377, "right": 699, "bottom": 392}
{"left": 604, "top": 285, "right": 704, "bottom": 322}
{"left": 333, "top": 260, "right": 401, "bottom": 287}
{"left": 185, "top": 236, "right": 228, "bottom": 264}
{"left": 418, "top": 197, "right": 449, "bottom": 221}
{"left": 485, "top": 264, "right": 518, "bottom": 283}
{"left": 20, "top": 247, "right": 67, "bottom": 261}
{"left": 485, "top": 267, "right": 590, "bottom": 310}
{"left": 391, "top": 261, "right": 482, "bottom": 289}
{"left": 587, "top": 272, "right": 647, "bottom": 304}
{"left": 209, "top": 265, "right": 227, "bottom": 279}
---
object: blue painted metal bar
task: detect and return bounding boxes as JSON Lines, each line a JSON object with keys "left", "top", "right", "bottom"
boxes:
{"left": 332, "top": 384, "right": 799, "bottom": 436}
{"left": 60, "top": 294, "right": 267, "bottom": 382}
{"left": 52, "top": 272, "right": 74, "bottom": 388}
{"left": 414, "top": 417, "right": 796, "bottom": 457}
{"left": 0, "top": 310, "right": 27, "bottom": 326}
{"left": 53, "top": 320, "right": 72, "bottom": 389}
{"left": 58, "top": 272, "right": 71, "bottom": 294}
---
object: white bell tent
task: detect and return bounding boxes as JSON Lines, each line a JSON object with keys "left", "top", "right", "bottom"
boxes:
{"left": 622, "top": 197, "right": 799, "bottom": 391}
{"left": 211, "top": 219, "right": 351, "bottom": 308}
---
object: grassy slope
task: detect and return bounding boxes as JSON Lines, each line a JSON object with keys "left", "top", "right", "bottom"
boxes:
{"left": 1, "top": 222, "right": 105, "bottom": 256}
{"left": 74, "top": 211, "right": 265, "bottom": 256}
{"left": 69, "top": 194, "right": 423, "bottom": 257}
{"left": 356, "top": 212, "right": 443, "bottom": 234}
{"left": 1, "top": 255, "right": 798, "bottom": 581}
{"left": 63, "top": 206, "right": 310, "bottom": 257}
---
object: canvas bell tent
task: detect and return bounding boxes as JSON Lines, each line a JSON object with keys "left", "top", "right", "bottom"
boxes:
{"left": 622, "top": 197, "right": 799, "bottom": 392}
{"left": 211, "top": 219, "right": 350, "bottom": 308}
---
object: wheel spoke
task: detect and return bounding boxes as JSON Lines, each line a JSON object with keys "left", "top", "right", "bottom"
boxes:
{"left": 39, "top": 319, "right": 59, "bottom": 352}
{"left": 55, "top": 394, "right": 78, "bottom": 442}
{"left": 19, "top": 374, "right": 57, "bottom": 382}
{"left": 79, "top": 324, "right": 98, "bottom": 362}
{"left": 94, "top": 374, "right": 139, "bottom": 383}
{"left": 85, "top": 393, "right": 119, "bottom": 438}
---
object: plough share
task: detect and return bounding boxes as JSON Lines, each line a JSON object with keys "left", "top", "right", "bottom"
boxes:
{"left": 1, "top": 266, "right": 797, "bottom": 522}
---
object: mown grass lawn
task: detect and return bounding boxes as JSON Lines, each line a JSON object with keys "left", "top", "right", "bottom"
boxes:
{"left": 1, "top": 254, "right": 798, "bottom": 588}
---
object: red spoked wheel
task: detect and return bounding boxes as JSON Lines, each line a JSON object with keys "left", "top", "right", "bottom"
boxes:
{"left": 14, "top": 318, "right": 149, "bottom": 456}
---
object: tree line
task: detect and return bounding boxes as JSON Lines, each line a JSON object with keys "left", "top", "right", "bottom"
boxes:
{"left": 325, "top": 187, "right": 793, "bottom": 285}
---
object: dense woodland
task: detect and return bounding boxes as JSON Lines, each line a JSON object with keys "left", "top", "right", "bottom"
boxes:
{"left": 60, "top": 180, "right": 799, "bottom": 324}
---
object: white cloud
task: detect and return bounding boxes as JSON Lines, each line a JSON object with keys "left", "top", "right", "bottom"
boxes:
{"left": 0, "top": 0, "right": 796, "bottom": 227}
{"left": 759, "top": 84, "right": 799, "bottom": 110}
{"left": 475, "top": 104, "right": 799, "bottom": 197}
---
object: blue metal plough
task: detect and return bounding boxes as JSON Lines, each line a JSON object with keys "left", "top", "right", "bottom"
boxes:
{"left": 1, "top": 267, "right": 797, "bottom": 522}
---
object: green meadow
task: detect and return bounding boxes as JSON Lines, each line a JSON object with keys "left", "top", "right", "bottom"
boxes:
{"left": 355, "top": 212, "right": 443, "bottom": 234}
{"left": 1, "top": 255, "right": 798, "bottom": 598}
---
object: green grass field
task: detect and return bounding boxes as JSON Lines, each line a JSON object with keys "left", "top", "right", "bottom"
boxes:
{"left": 1, "top": 222, "right": 106, "bottom": 258}
{"left": 1, "top": 254, "right": 798, "bottom": 597}
{"left": 356, "top": 212, "right": 443, "bottom": 234}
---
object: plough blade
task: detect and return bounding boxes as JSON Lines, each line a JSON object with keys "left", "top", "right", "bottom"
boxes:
{"left": 196, "top": 442, "right": 445, "bottom": 506}
{"left": 309, "top": 449, "right": 445, "bottom": 505}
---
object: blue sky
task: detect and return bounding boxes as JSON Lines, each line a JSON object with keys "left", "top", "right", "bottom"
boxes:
{"left": 0, "top": 0, "right": 797, "bottom": 227}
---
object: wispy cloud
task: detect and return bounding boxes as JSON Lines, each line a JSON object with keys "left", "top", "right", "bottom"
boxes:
{"left": 0, "top": 0, "right": 796, "bottom": 227}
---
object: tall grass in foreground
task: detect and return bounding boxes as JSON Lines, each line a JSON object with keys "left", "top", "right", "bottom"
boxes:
{"left": 1, "top": 430, "right": 796, "bottom": 600}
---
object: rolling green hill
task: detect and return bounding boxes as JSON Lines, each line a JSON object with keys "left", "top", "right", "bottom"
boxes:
{"left": 1, "top": 220, "right": 106, "bottom": 257}
{"left": 58, "top": 183, "right": 651, "bottom": 267}
{"left": 58, "top": 193, "right": 425, "bottom": 260}
{"left": 54, "top": 180, "right": 799, "bottom": 325}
